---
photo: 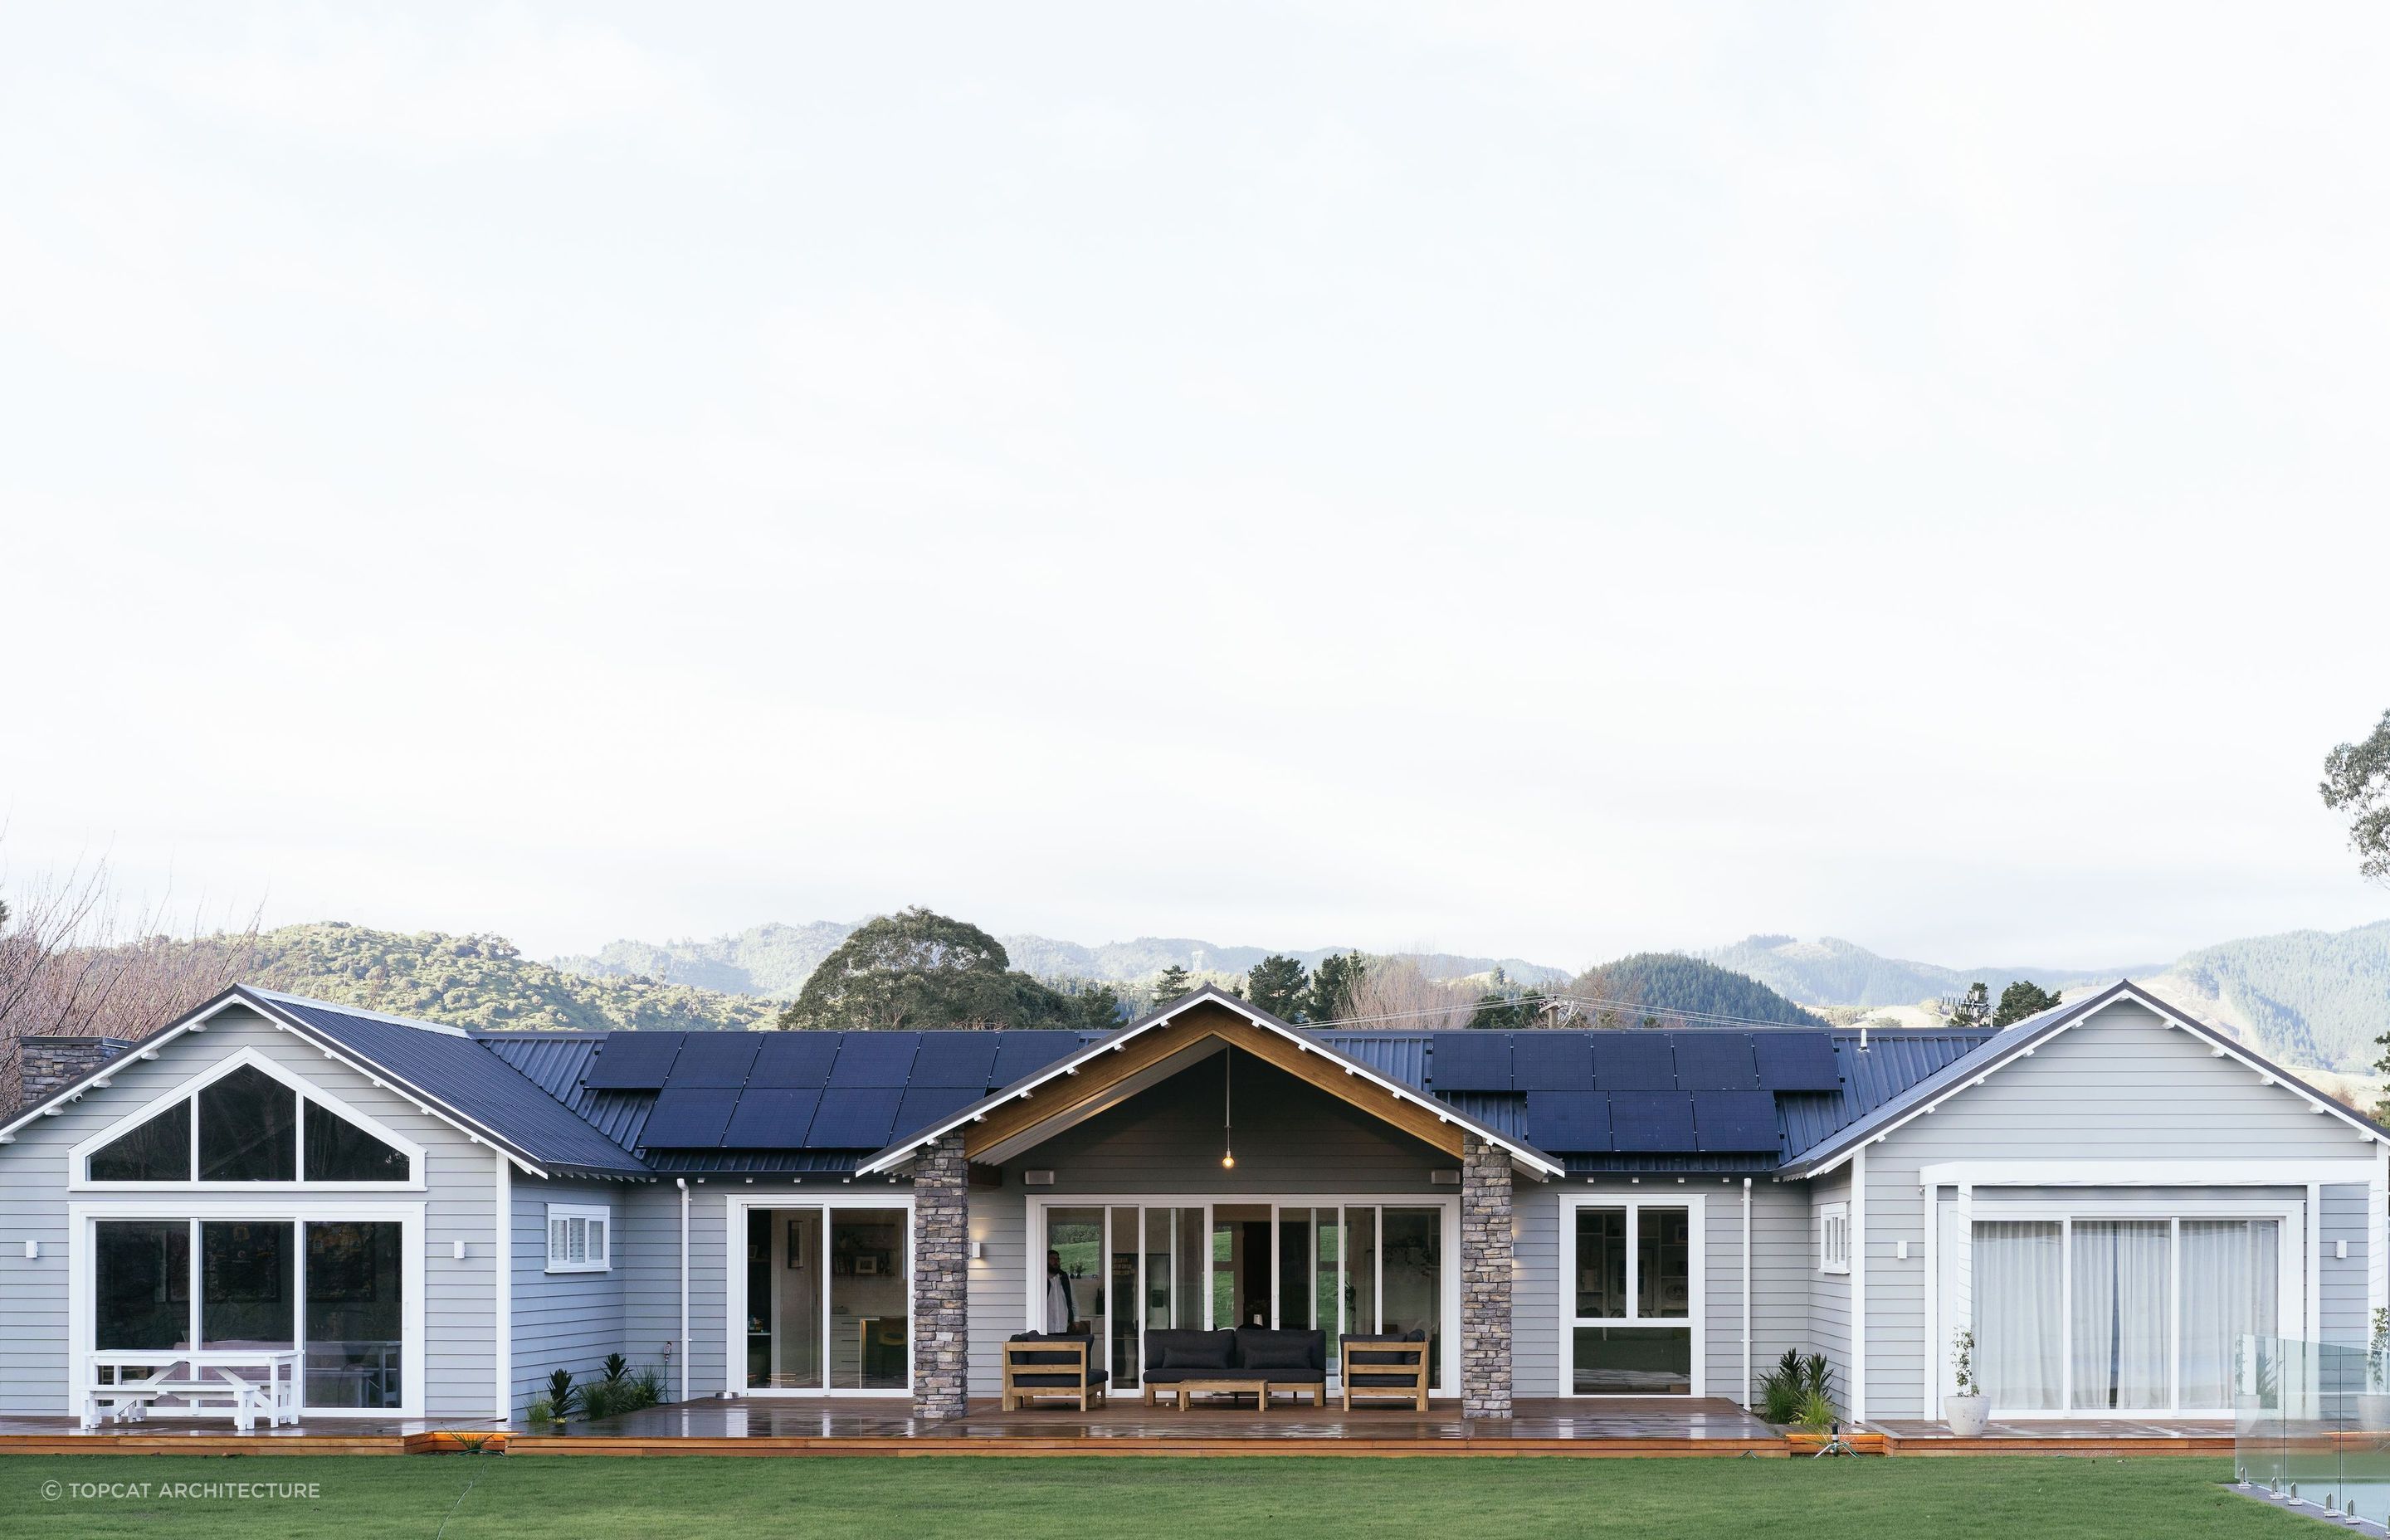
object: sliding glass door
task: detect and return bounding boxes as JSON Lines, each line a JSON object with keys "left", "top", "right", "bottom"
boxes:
{"left": 90, "top": 1216, "right": 405, "bottom": 1411}
{"left": 1038, "top": 1199, "right": 1452, "bottom": 1391}
{"left": 742, "top": 1205, "right": 910, "bottom": 1393}
{"left": 1955, "top": 1211, "right": 2285, "bottom": 1416}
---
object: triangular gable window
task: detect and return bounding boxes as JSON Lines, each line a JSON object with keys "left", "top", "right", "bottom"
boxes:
{"left": 86, "top": 1061, "right": 412, "bottom": 1184}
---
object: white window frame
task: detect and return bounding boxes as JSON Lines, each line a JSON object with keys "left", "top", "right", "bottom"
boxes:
{"left": 68, "top": 1046, "right": 425, "bottom": 1193}
{"left": 545, "top": 1204, "right": 611, "bottom": 1274}
{"left": 1818, "top": 1201, "right": 1851, "bottom": 1274}
{"left": 66, "top": 1197, "right": 428, "bottom": 1421}
{"left": 1559, "top": 1191, "right": 1707, "bottom": 1397}
{"left": 724, "top": 1192, "right": 917, "bottom": 1399}
{"left": 1937, "top": 1193, "right": 2303, "bottom": 1419}
{"left": 1022, "top": 1192, "right": 1465, "bottom": 1397}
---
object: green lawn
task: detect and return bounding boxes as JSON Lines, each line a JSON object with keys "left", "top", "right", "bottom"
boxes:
{"left": 0, "top": 1455, "right": 2313, "bottom": 1539}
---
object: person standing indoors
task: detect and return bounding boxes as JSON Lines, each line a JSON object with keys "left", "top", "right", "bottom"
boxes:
{"left": 1045, "top": 1249, "right": 1076, "bottom": 1333}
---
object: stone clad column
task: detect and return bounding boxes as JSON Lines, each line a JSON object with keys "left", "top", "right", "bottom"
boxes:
{"left": 1461, "top": 1133, "right": 1514, "bottom": 1419}
{"left": 911, "top": 1131, "right": 969, "bottom": 1420}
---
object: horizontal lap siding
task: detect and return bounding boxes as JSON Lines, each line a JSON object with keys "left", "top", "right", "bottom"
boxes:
{"left": 1744, "top": 1180, "right": 1811, "bottom": 1405}
{"left": 1807, "top": 1167, "right": 1852, "bottom": 1414}
{"left": 968, "top": 1181, "right": 1026, "bottom": 1397}
{"left": 512, "top": 1176, "right": 632, "bottom": 1414}
{"left": 1865, "top": 1001, "right": 2377, "bottom": 1419}
{"left": 0, "top": 1006, "right": 499, "bottom": 1418}
{"left": 1514, "top": 1187, "right": 1558, "bottom": 1397}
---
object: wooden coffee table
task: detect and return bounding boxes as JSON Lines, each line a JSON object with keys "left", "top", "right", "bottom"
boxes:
{"left": 1168, "top": 1378, "right": 1269, "bottom": 1410}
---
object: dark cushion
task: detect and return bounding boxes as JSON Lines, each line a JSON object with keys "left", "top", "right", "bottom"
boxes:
{"left": 1012, "top": 1368, "right": 1110, "bottom": 1389}
{"left": 1233, "top": 1327, "right": 1324, "bottom": 1372}
{"left": 1348, "top": 1374, "right": 1424, "bottom": 1388}
{"left": 1161, "top": 1343, "right": 1234, "bottom": 1370}
{"left": 1342, "top": 1331, "right": 1429, "bottom": 1367}
{"left": 1007, "top": 1331, "right": 1095, "bottom": 1367}
{"left": 1144, "top": 1329, "right": 1233, "bottom": 1372}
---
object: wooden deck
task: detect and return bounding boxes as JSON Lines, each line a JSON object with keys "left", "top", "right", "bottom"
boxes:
{"left": 509, "top": 1396, "right": 1791, "bottom": 1458}
{"left": 0, "top": 1400, "right": 2248, "bottom": 1459}
{"left": 1866, "top": 1415, "right": 2236, "bottom": 1456}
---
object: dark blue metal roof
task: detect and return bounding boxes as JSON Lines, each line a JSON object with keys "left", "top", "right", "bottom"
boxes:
{"left": 251, "top": 992, "right": 651, "bottom": 1177}
{"left": 249, "top": 989, "right": 1999, "bottom": 1178}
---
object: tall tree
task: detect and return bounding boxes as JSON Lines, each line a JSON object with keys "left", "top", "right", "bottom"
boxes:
{"left": 1991, "top": 980, "right": 2061, "bottom": 1028}
{"left": 2323, "top": 709, "right": 2390, "bottom": 883}
{"left": 775, "top": 907, "right": 1068, "bottom": 1031}
{"left": 1051, "top": 978, "right": 1128, "bottom": 1032}
{"left": 1150, "top": 965, "right": 1193, "bottom": 1006}
{"left": 1470, "top": 969, "right": 1549, "bottom": 1030}
{"left": 1300, "top": 951, "right": 1366, "bottom": 1024}
{"left": 1244, "top": 955, "right": 1308, "bottom": 1020}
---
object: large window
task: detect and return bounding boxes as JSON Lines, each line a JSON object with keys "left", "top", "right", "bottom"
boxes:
{"left": 83, "top": 1060, "right": 412, "bottom": 1187}
{"left": 92, "top": 1217, "right": 406, "bottom": 1411}
{"left": 1565, "top": 1197, "right": 1700, "bottom": 1395}
{"left": 1960, "top": 1212, "right": 2282, "bottom": 1415}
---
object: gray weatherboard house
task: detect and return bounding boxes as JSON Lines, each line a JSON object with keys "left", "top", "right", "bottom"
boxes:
{"left": 0, "top": 979, "right": 2380, "bottom": 1430}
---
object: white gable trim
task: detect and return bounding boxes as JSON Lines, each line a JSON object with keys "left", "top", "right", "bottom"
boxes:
{"left": 1, "top": 988, "right": 553, "bottom": 1178}
{"left": 67, "top": 1043, "right": 427, "bottom": 1192}
{"left": 854, "top": 986, "right": 1565, "bottom": 1179}
{"left": 1797, "top": 984, "right": 2387, "bottom": 1179}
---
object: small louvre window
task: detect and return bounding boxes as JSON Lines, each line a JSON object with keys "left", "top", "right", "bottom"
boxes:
{"left": 1818, "top": 1201, "right": 1851, "bottom": 1274}
{"left": 546, "top": 1206, "right": 610, "bottom": 1273}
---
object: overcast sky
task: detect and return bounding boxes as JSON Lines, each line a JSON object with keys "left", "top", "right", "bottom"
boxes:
{"left": 2, "top": 3, "right": 2386, "bottom": 972}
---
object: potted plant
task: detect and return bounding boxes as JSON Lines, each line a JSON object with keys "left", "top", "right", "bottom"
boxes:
{"left": 2363, "top": 1309, "right": 2390, "bottom": 1430}
{"left": 1946, "top": 1328, "right": 1988, "bottom": 1436}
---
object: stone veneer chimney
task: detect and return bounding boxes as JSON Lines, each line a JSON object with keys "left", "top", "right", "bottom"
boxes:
{"left": 15, "top": 1036, "right": 137, "bottom": 1110}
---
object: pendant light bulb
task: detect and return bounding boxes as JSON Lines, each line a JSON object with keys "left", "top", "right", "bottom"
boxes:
{"left": 1221, "top": 1051, "right": 1235, "bottom": 1171}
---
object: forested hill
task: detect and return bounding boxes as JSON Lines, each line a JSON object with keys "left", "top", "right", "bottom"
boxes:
{"left": 1569, "top": 953, "right": 1826, "bottom": 1027}
{"left": 232, "top": 924, "right": 770, "bottom": 1031}
{"left": 1698, "top": 934, "right": 2141, "bottom": 1008}
{"left": 556, "top": 922, "right": 1568, "bottom": 1000}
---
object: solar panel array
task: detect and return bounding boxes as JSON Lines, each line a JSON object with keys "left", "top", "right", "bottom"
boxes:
{"left": 1439, "top": 1031, "right": 1840, "bottom": 1153}
{"left": 584, "top": 1029, "right": 1084, "bottom": 1149}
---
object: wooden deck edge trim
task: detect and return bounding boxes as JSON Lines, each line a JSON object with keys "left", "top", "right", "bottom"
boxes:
{"left": 499, "top": 1437, "right": 1792, "bottom": 1459}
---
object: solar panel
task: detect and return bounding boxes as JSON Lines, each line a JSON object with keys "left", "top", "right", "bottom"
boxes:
{"left": 640, "top": 1088, "right": 740, "bottom": 1148}
{"left": 802, "top": 1087, "right": 904, "bottom": 1148}
{"left": 583, "top": 1032, "right": 684, "bottom": 1089}
{"left": 1607, "top": 1091, "right": 1699, "bottom": 1152}
{"left": 721, "top": 1089, "right": 822, "bottom": 1148}
{"left": 1430, "top": 1033, "right": 1511, "bottom": 1091}
{"left": 1524, "top": 1090, "right": 1612, "bottom": 1151}
{"left": 1752, "top": 1031, "right": 1841, "bottom": 1092}
{"left": 1672, "top": 1034, "right": 1758, "bottom": 1090}
{"left": 989, "top": 1031, "right": 1083, "bottom": 1087}
{"left": 892, "top": 1085, "right": 982, "bottom": 1138}
{"left": 827, "top": 1033, "right": 920, "bottom": 1088}
{"left": 1590, "top": 1034, "right": 1677, "bottom": 1090}
{"left": 749, "top": 1032, "right": 841, "bottom": 1089}
{"left": 1690, "top": 1090, "right": 1779, "bottom": 1150}
{"left": 909, "top": 1032, "right": 1002, "bottom": 1089}
{"left": 667, "top": 1033, "right": 762, "bottom": 1087}
{"left": 1510, "top": 1032, "right": 1592, "bottom": 1089}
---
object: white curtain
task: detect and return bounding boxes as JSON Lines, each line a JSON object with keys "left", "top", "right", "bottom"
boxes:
{"left": 2071, "top": 1221, "right": 2172, "bottom": 1411}
{"left": 1975, "top": 1221, "right": 2063, "bottom": 1411}
{"left": 2180, "top": 1220, "right": 2278, "bottom": 1408}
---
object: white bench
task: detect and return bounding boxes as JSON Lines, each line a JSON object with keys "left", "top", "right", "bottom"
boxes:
{"left": 85, "top": 1351, "right": 302, "bottom": 1430}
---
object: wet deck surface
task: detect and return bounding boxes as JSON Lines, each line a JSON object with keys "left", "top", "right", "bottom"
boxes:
{"left": 530, "top": 1396, "right": 1780, "bottom": 1444}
